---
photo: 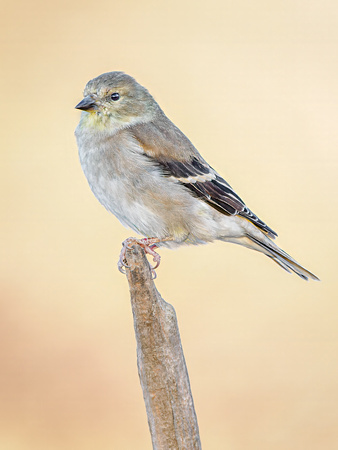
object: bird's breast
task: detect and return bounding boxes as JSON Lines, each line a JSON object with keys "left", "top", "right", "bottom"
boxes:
{"left": 76, "top": 129, "right": 169, "bottom": 235}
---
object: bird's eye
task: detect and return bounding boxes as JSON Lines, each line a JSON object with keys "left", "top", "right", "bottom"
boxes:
{"left": 111, "top": 92, "right": 120, "bottom": 101}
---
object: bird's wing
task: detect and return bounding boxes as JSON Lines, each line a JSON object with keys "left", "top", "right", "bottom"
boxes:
{"left": 156, "top": 156, "right": 277, "bottom": 238}
{"left": 130, "top": 119, "right": 277, "bottom": 238}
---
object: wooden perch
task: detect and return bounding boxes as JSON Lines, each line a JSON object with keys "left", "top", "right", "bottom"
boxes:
{"left": 124, "top": 244, "right": 201, "bottom": 450}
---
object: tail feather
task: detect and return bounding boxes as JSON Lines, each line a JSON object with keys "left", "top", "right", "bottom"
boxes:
{"left": 266, "top": 255, "right": 292, "bottom": 274}
{"left": 247, "top": 234, "right": 319, "bottom": 281}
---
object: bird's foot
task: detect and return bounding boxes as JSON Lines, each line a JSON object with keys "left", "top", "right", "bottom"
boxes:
{"left": 118, "top": 237, "right": 171, "bottom": 278}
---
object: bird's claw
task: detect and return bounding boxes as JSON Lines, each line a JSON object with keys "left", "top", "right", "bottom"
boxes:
{"left": 118, "top": 237, "right": 167, "bottom": 277}
{"left": 117, "top": 260, "right": 129, "bottom": 274}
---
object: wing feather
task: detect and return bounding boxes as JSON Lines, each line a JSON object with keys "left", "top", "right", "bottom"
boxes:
{"left": 157, "top": 157, "right": 277, "bottom": 238}
{"left": 130, "top": 119, "right": 277, "bottom": 238}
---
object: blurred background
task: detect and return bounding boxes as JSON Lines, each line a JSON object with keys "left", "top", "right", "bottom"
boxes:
{"left": 1, "top": 0, "right": 337, "bottom": 448}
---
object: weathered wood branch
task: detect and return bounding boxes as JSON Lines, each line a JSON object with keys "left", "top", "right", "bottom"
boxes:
{"left": 124, "top": 244, "right": 201, "bottom": 450}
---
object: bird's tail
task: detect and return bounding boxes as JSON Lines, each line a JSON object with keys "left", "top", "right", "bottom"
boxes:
{"left": 224, "top": 233, "right": 319, "bottom": 281}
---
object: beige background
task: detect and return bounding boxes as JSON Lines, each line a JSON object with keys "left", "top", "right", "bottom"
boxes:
{"left": 1, "top": 0, "right": 338, "bottom": 448}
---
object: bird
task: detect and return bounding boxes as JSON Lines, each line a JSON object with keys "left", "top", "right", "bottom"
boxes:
{"left": 75, "top": 71, "right": 318, "bottom": 281}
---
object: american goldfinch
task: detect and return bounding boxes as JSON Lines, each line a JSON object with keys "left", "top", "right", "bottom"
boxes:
{"left": 75, "top": 71, "right": 318, "bottom": 281}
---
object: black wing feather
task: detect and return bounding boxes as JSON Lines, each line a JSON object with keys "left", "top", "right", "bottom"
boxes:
{"left": 155, "top": 156, "right": 277, "bottom": 238}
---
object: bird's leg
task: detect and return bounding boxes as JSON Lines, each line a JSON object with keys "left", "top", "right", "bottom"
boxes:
{"left": 118, "top": 237, "right": 172, "bottom": 277}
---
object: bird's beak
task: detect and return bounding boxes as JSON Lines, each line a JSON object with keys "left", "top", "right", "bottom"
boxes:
{"left": 75, "top": 96, "right": 97, "bottom": 111}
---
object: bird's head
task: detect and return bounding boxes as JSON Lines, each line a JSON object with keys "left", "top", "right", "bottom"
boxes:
{"left": 75, "top": 71, "right": 159, "bottom": 130}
